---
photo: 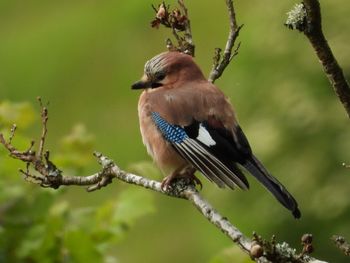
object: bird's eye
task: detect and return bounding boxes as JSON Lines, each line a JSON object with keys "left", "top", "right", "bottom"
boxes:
{"left": 155, "top": 72, "right": 166, "bottom": 81}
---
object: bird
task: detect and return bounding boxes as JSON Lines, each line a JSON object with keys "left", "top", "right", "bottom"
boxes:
{"left": 132, "top": 51, "right": 301, "bottom": 218}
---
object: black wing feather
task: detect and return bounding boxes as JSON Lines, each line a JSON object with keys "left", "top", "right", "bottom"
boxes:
{"left": 243, "top": 155, "right": 301, "bottom": 218}
{"left": 184, "top": 120, "right": 301, "bottom": 218}
{"left": 153, "top": 112, "right": 300, "bottom": 218}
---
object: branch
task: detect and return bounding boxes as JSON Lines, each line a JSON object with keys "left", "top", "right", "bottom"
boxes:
{"left": 285, "top": 1, "right": 350, "bottom": 118}
{"left": 0, "top": 103, "right": 328, "bottom": 263}
{"left": 208, "top": 0, "right": 243, "bottom": 83}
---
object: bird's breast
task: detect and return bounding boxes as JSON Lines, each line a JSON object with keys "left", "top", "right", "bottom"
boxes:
{"left": 137, "top": 90, "right": 187, "bottom": 174}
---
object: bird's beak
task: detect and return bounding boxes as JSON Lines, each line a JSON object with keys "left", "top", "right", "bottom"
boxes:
{"left": 131, "top": 80, "right": 151, "bottom": 90}
{"left": 131, "top": 75, "right": 151, "bottom": 90}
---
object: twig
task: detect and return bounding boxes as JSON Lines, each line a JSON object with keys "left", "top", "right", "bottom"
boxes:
{"left": 0, "top": 100, "right": 113, "bottom": 190}
{"left": 37, "top": 97, "right": 48, "bottom": 159}
{"left": 150, "top": 1, "right": 195, "bottom": 56}
{"left": 177, "top": 0, "right": 194, "bottom": 56}
{"left": 9, "top": 124, "right": 17, "bottom": 144}
{"left": 208, "top": 0, "right": 243, "bottom": 83}
{"left": 285, "top": 0, "right": 350, "bottom": 118}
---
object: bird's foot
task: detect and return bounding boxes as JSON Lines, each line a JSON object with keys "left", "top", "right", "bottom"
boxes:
{"left": 161, "top": 175, "right": 176, "bottom": 190}
{"left": 161, "top": 167, "right": 202, "bottom": 191}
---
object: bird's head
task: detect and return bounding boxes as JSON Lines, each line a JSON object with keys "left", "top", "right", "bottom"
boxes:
{"left": 131, "top": 51, "right": 205, "bottom": 90}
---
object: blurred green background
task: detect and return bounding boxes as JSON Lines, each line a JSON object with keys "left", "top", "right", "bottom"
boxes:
{"left": 1, "top": 0, "right": 350, "bottom": 262}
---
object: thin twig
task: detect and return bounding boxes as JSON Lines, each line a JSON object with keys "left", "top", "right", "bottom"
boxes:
{"left": 171, "top": 27, "right": 182, "bottom": 47}
{"left": 208, "top": 0, "right": 243, "bottom": 83}
{"left": 150, "top": 1, "right": 195, "bottom": 56}
{"left": 9, "top": 124, "right": 17, "bottom": 144}
{"left": 286, "top": 0, "right": 350, "bottom": 118}
{"left": 37, "top": 97, "right": 48, "bottom": 158}
{"left": 177, "top": 0, "right": 194, "bottom": 56}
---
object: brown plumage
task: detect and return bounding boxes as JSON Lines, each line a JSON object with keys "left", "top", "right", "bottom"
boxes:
{"left": 132, "top": 51, "right": 301, "bottom": 218}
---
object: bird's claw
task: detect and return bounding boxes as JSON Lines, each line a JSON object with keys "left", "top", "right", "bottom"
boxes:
{"left": 161, "top": 173, "right": 203, "bottom": 191}
{"left": 190, "top": 174, "right": 203, "bottom": 190}
{"left": 161, "top": 176, "right": 173, "bottom": 191}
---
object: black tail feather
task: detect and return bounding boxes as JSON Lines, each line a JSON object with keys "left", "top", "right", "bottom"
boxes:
{"left": 243, "top": 155, "right": 301, "bottom": 218}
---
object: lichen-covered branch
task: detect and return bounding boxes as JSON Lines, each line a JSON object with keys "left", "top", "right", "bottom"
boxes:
{"left": 0, "top": 103, "right": 328, "bottom": 263}
{"left": 285, "top": 0, "right": 350, "bottom": 118}
{"left": 208, "top": 0, "right": 243, "bottom": 83}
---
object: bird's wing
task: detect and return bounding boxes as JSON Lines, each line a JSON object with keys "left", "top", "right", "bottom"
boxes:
{"left": 147, "top": 83, "right": 300, "bottom": 217}
{"left": 147, "top": 84, "right": 301, "bottom": 217}
{"left": 151, "top": 111, "right": 249, "bottom": 189}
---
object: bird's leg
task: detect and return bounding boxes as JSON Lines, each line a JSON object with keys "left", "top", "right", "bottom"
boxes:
{"left": 161, "top": 166, "right": 202, "bottom": 190}
{"left": 161, "top": 166, "right": 184, "bottom": 190}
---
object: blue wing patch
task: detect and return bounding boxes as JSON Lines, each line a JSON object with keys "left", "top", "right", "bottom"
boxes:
{"left": 150, "top": 112, "right": 249, "bottom": 190}
{"left": 151, "top": 112, "right": 188, "bottom": 143}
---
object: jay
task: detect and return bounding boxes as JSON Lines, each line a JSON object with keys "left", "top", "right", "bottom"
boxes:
{"left": 132, "top": 51, "right": 301, "bottom": 218}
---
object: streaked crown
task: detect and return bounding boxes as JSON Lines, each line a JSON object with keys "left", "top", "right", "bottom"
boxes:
{"left": 143, "top": 51, "right": 205, "bottom": 81}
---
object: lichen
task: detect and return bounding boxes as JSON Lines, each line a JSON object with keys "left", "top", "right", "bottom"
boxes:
{"left": 275, "top": 242, "right": 297, "bottom": 258}
{"left": 285, "top": 3, "right": 307, "bottom": 31}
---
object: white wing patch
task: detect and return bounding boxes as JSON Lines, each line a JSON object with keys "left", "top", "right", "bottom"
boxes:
{"left": 197, "top": 124, "right": 216, "bottom": 146}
